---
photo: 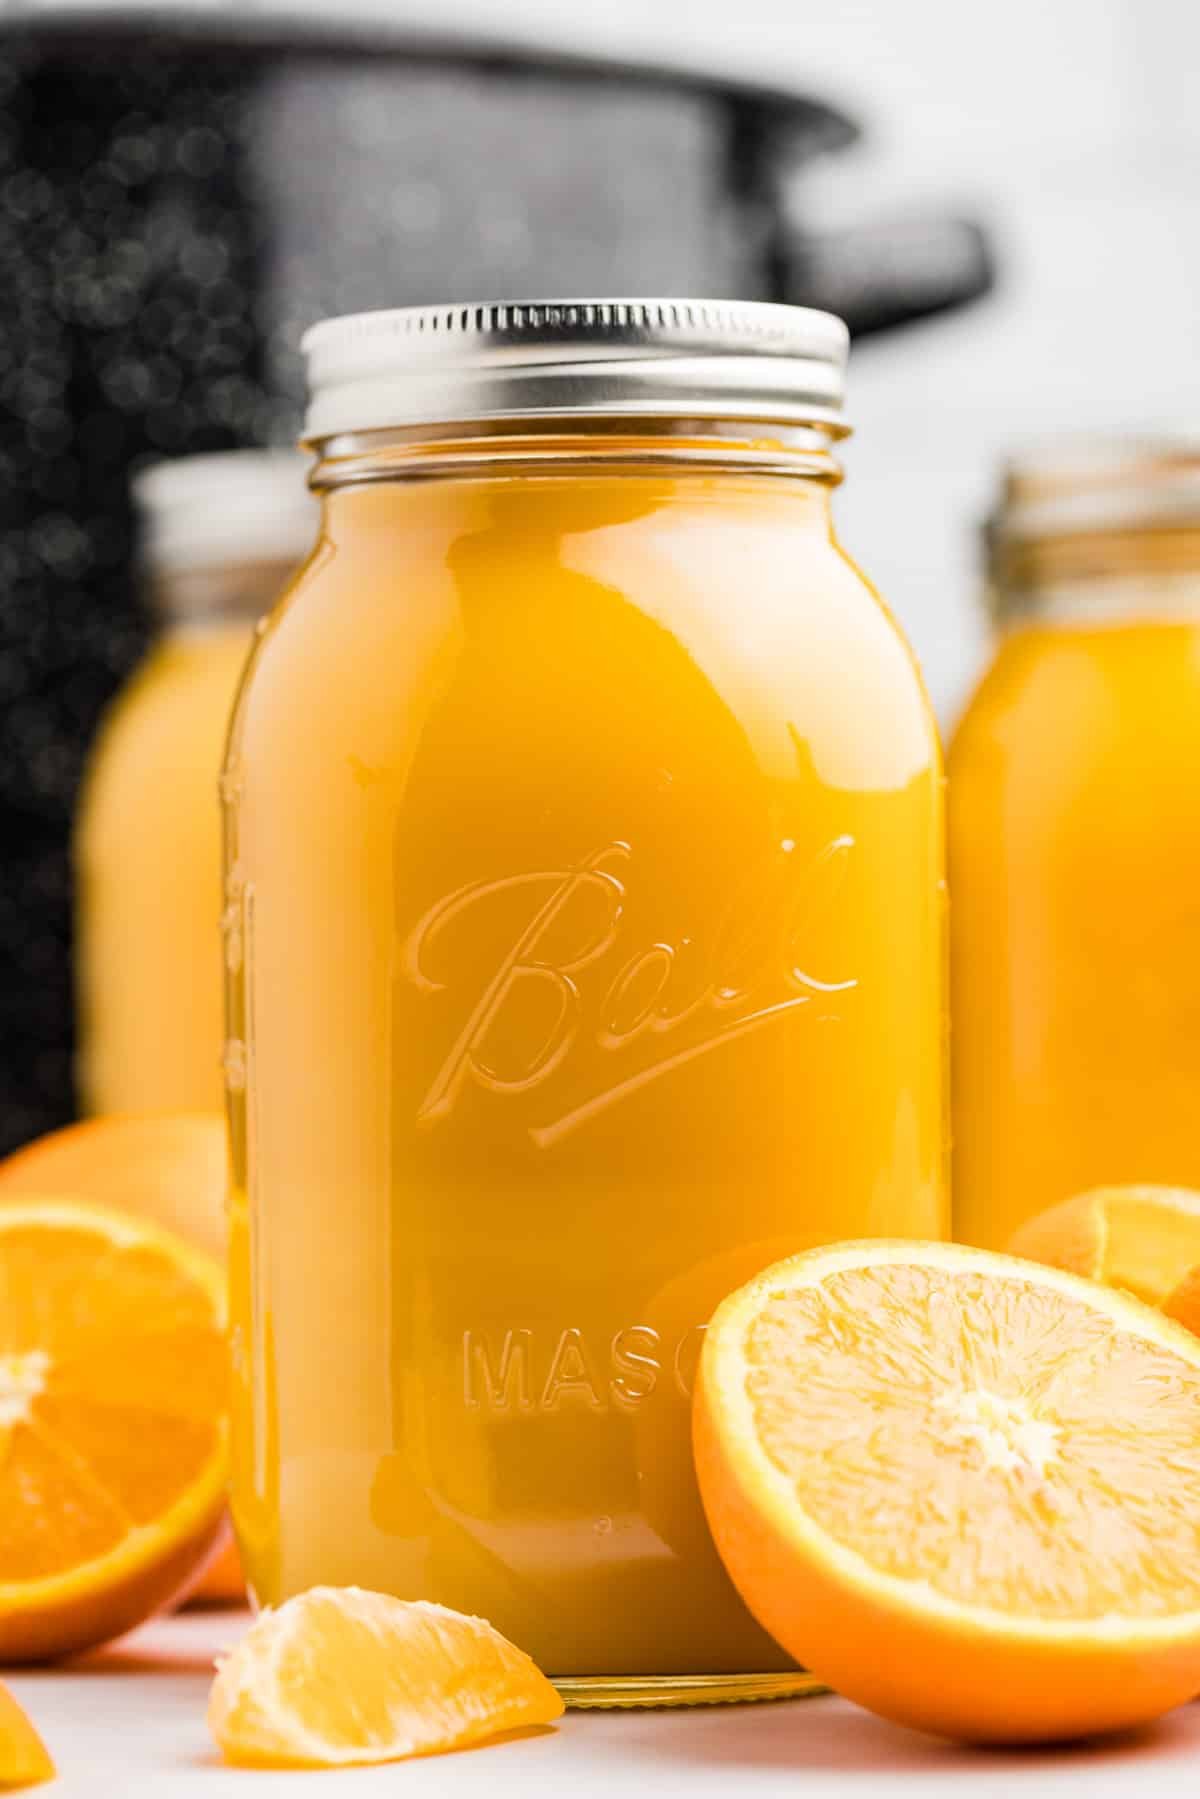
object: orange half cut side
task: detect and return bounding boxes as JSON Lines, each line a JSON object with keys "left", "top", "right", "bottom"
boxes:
{"left": 695, "top": 1238, "right": 1200, "bottom": 1743}
{"left": 0, "top": 1198, "right": 228, "bottom": 1661}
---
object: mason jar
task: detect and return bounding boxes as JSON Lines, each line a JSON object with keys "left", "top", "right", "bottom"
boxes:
{"left": 951, "top": 441, "right": 1200, "bottom": 1250}
{"left": 224, "top": 299, "right": 947, "bottom": 1704}
{"left": 74, "top": 452, "right": 315, "bottom": 1116}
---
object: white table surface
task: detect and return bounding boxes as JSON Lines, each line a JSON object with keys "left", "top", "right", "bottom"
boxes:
{"left": 9, "top": 1608, "right": 1200, "bottom": 1796}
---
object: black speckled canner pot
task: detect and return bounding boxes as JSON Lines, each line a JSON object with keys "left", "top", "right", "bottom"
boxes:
{"left": 0, "top": 8, "right": 993, "bottom": 1152}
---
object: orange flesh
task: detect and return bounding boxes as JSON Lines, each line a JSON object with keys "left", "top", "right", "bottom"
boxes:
{"left": 1009, "top": 1187, "right": 1200, "bottom": 1312}
{"left": 746, "top": 1263, "right": 1200, "bottom": 1620}
{"left": 261, "top": 1597, "right": 553, "bottom": 1756}
{"left": 0, "top": 1120, "right": 240, "bottom": 1603}
{"left": 1095, "top": 1190, "right": 1200, "bottom": 1308}
{"left": 0, "top": 1211, "right": 225, "bottom": 1612}
{"left": 209, "top": 1587, "right": 563, "bottom": 1767}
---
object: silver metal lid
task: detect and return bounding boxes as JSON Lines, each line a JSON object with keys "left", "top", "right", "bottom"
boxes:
{"left": 301, "top": 298, "right": 849, "bottom": 441}
{"left": 989, "top": 437, "right": 1200, "bottom": 549}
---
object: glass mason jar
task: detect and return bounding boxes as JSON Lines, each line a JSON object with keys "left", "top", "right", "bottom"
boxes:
{"left": 224, "top": 300, "right": 947, "bottom": 1704}
{"left": 75, "top": 451, "right": 315, "bottom": 1115}
{"left": 951, "top": 442, "right": 1200, "bottom": 1250}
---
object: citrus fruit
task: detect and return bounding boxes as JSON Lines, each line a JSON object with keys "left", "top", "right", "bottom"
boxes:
{"left": 0, "top": 1115, "right": 242, "bottom": 1604}
{"left": 0, "top": 1198, "right": 228, "bottom": 1661}
{"left": 1163, "top": 1264, "right": 1200, "bottom": 1338}
{"left": 189, "top": 1537, "right": 243, "bottom": 1607}
{"left": 694, "top": 1238, "right": 1200, "bottom": 1743}
{"left": 1009, "top": 1185, "right": 1200, "bottom": 1324}
{"left": 0, "top": 1683, "right": 54, "bottom": 1787}
{"left": 0, "top": 1114, "right": 227, "bottom": 1262}
{"left": 207, "top": 1587, "right": 564, "bottom": 1768}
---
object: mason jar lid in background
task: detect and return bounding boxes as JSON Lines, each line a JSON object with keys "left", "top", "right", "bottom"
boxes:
{"left": 132, "top": 450, "right": 318, "bottom": 574}
{"left": 988, "top": 438, "right": 1200, "bottom": 550}
{"left": 301, "top": 298, "right": 850, "bottom": 441}
{"left": 984, "top": 438, "right": 1200, "bottom": 627}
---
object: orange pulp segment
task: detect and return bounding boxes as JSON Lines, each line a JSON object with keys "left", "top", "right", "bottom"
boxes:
{"left": 0, "top": 1683, "right": 54, "bottom": 1787}
{"left": 695, "top": 1238, "right": 1200, "bottom": 1743}
{"left": 1009, "top": 1184, "right": 1200, "bottom": 1319}
{"left": 208, "top": 1586, "right": 564, "bottom": 1767}
{"left": 0, "top": 1198, "right": 228, "bottom": 1661}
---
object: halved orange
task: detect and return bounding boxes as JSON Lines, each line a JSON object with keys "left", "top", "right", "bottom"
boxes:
{"left": 0, "top": 1116, "right": 243, "bottom": 1605}
{"left": 0, "top": 1199, "right": 228, "bottom": 1661}
{"left": 1009, "top": 1185, "right": 1200, "bottom": 1326}
{"left": 0, "top": 1682, "right": 54, "bottom": 1787}
{"left": 695, "top": 1239, "right": 1200, "bottom": 1743}
{"left": 0, "top": 1115, "right": 227, "bottom": 1262}
{"left": 208, "top": 1587, "right": 564, "bottom": 1768}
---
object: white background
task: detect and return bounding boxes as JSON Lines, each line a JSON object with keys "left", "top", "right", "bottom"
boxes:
{"left": 12, "top": 1610, "right": 1200, "bottom": 1795}
{"left": 444, "top": 0, "right": 1200, "bottom": 724}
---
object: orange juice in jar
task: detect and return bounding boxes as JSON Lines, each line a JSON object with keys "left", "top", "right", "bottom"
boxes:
{"left": 75, "top": 453, "right": 315, "bottom": 1115}
{"left": 225, "top": 300, "right": 947, "bottom": 1701}
{"left": 951, "top": 443, "right": 1200, "bottom": 1250}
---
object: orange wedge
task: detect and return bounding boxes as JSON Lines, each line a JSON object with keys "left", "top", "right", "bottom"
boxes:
{"left": 695, "top": 1239, "right": 1200, "bottom": 1743}
{"left": 0, "top": 1683, "right": 54, "bottom": 1787}
{"left": 0, "top": 1198, "right": 228, "bottom": 1661}
{"left": 0, "top": 1115, "right": 227, "bottom": 1263}
{"left": 1009, "top": 1185, "right": 1200, "bottom": 1327}
{"left": 208, "top": 1587, "right": 563, "bottom": 1768}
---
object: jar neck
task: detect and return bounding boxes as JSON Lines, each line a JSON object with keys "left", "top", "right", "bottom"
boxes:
{"left": 307, "top": 416, "right": 845, "bottom": 494}
{"left": 148, "top": 558, "right": 299, "bottom": 630}
{"left": 991, "top": 527, "right": 1200, "bottom": 629}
